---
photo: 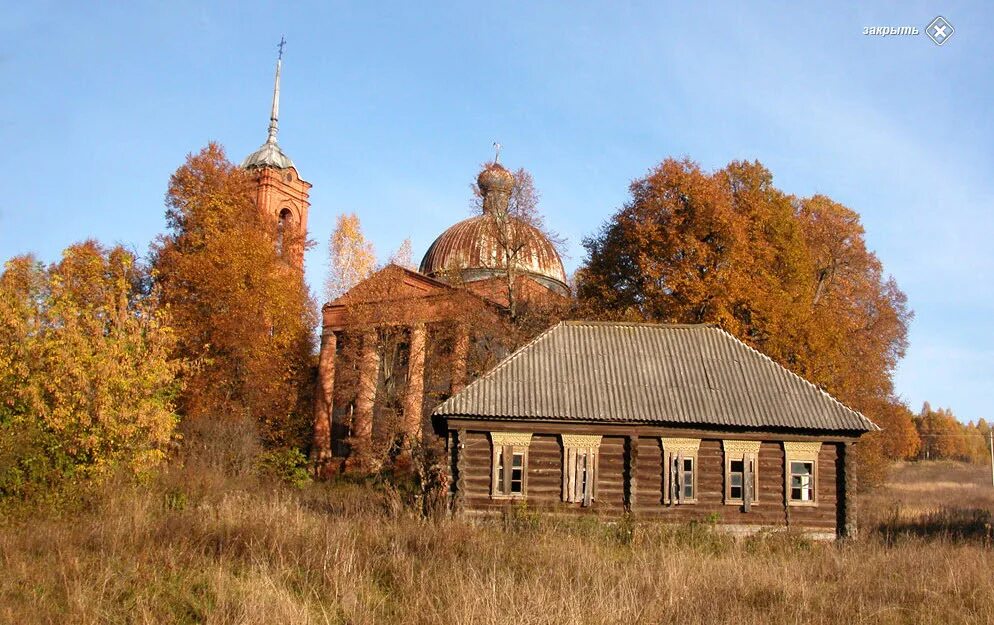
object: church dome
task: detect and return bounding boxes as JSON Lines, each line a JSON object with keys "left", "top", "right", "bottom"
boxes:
{"left": 419, "top": 215, "right": 568, "bottom": 294}
{"left": 477, "top": 162, "right": 514, "bottom": 195}
{"left": 419, "top": 162, "right": 568, "bottom": 296}
{"left": 242, "top": 140, "right": 295, "bottom": 170}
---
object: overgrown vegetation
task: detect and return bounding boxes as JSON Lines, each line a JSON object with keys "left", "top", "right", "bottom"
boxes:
{"left": 1, "top": 439, "right": 992, "bottom": 624}
{"left": 0, "top": 242, "right": 180, "bottom": 500}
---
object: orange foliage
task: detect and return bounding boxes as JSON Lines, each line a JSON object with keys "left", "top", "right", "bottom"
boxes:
{"left": 152, "top": 143, "right": 316, "bottom": 448}
{"left": 578, "top": 158, "right": 914, "bottom": 486}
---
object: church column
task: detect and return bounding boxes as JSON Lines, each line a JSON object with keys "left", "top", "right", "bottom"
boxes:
{"left": 402, "top": 323, "right": 427, "bottom": 447}
{"left": 352, "top": 329, "right": 379, "bottom": 462}
{"left": 451, "top": 323, "right": 470, "bottom": 394}
{"left": 311, "top": 329, "right": 337, "bottom": 470}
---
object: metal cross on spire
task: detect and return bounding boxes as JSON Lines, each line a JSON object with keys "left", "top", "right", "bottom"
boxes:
{"left": 493, "top": 141, "right": 501, "bottom": 164}
{"left": 267, "top": 37, "right": 285, "bottom": 144}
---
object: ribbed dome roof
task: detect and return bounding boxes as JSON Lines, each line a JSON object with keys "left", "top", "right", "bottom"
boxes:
{"left": 419, "top": 214, "right": 568, "bottom": 294}
{"left": 242, "top": 140, "right": 294, "bottom": 170}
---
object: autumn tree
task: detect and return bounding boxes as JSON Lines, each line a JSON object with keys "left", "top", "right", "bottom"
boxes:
{"left": 325, "top": 213, "right": 376, "bottom": 302}
{"left": 0, "top": 242, "right": 179, "bottom": 499}
{"left": 389, "top": 238, "right": 415, "bottom": 270}
{"left": 913, "top": 403, "right": 989, "bottom": 463}
{"left": 578, "top": 157, "right": 912, "bottom": 486}
{"left": 866, "top": 397, "right": 920, "bottom": 461}
{"left": 152, "top": 143, "right": 316, "bottom": 448}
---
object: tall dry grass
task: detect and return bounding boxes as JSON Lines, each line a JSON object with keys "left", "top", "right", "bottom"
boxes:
{"left": 2, "top": 434, "right": 993, "bottom": 624}
{"left": 863, "top": 460, "right": 994, "bottom": 542}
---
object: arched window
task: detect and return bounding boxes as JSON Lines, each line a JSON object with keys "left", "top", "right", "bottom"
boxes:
{"left": 276, "top": 208, "right": 293, "bottom": 258}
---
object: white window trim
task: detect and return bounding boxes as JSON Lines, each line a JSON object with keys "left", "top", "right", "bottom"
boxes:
{"left": 784, "top": 441, "right": 821, "bottom": 507}
{"left": 723, "top": 440, "right": 761, "bottom": 507}
{"left": 661, "top": 438, "right": 701, "bottom": 505}
{"left": 490, "top": 432, "right": 532, "bottom": 499}
{"left": 561, "top": 434, "right": 602, "bottom": 506}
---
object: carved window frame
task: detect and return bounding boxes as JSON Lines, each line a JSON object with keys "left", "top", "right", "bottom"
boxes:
{"left": 723, "top": 440, "right": 761, "bottom": 507}
{"left": 490, "top": 432, "right": 532, "bottom": 499}
{"left": 784, "top": 442, "right": 821, "bottom": 507}
{"left": 661, "top": 438, "right": 701, "bottom": 505}
{"left": 561, "top": 434, "right": 602, "bottom": 507}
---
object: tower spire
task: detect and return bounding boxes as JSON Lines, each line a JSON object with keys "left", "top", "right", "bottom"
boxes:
{"left": 267, "top": 36, "right": 286, "bottom": 144}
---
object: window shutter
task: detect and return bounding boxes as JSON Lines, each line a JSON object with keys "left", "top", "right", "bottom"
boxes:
{"left": 591, "top": 449, "right": 599, "bottom": 502}
{"left": 563, "top": 447, "right": 573, "bottom": 502}
{"left": 502, "top": 446, "right": 512, "bottom": 496}
{"left": 572, "top": 453, "right": 587, "bottom": 502}
{"left": 668, "top": 453, "right": 679, "bottom": 505}
{"left": 491, "top": 446, "right": 499, "bottom": 497}
{"left": 582, "top": 450, "right": 593, "bottom": 507}
{"left": 743, "top": 453, "right": 753, "bottom": 512}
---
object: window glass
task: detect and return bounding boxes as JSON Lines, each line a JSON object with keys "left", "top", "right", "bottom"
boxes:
{"left": 729, "top": 459, "right": 744, "bottom": 499}
{"left": 790, "top": 461, "right": 814, "bottom": 501}
{"left": 510, "top": 452, "right": 524, "bottom": 494}
{"left": 682, "top": 458, "right": 694, "bottom": 499}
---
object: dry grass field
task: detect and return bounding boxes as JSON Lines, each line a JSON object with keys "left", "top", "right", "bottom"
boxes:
{"left": 2, "top": 441, "right": 993, "bottom": 625}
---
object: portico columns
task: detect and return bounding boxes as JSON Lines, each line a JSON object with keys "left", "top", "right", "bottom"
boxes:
{"left": 402, "top": 323, "right": 427, "bottom": 447}
{"left": 451, "top": 323, "right": 469, "bottom": 394}
{"left": 352, "top": 329, "right": 379, "bottom": 459}
{"left": 311, "top": 329, "right": 337, "bottom": 469}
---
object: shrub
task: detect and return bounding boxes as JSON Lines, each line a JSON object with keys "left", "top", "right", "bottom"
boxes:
{"left": 258, "top": 448, "right": 312, "bottom": 489}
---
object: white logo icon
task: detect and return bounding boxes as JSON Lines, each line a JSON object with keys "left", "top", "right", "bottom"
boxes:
{"left": 927, "top": 16, "right": 954, "bottom": 45}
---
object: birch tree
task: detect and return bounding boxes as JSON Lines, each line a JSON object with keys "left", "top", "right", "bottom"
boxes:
{"left": 325, "top": 213, "right": 376, "bottom": 302}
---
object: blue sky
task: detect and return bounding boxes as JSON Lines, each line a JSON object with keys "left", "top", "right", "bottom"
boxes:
{"left": 2, "top": 2, "right": 991, "bottom": 423}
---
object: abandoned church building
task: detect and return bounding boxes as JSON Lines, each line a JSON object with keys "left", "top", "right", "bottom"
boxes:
{"left": 240, "top": 50, "right": 876, "bottom": 538}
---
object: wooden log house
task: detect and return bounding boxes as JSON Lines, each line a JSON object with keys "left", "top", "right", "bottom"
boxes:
{"left": 435, "top": 321, "right": 877, "bottom": 539}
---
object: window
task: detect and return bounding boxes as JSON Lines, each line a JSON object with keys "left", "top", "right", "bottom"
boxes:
{"left": 497, "top": 450, "right": 525, "bottom": 495}
{"left": 680, "top": 457, "right": 695, "bottom": 499}
{"left": 790, "top": 461, "right": 814, "bottom": 502}
{"left": 490, "top": 432, "right": 532, "bottom": 499}
{"left": 562, "top": 435, "right": 602, "bottom": 506}
{"left": 276, "top": 208, "right": 292, "bottom": 257}
{"left": 661, "top": 438, "right": 700, "bottom": 505}
{"left": 783, "top": 442, "right": 821, "bottom": 506}
{"left": 723, "top": 440, "right": 761, "bottom": 509}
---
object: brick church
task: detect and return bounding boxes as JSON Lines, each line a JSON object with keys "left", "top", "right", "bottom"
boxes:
{"left": 239, "top": 51, "right": 570, "bottom": 474}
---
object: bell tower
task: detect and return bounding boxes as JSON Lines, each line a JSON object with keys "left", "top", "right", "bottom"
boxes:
{"left": 242, "top": 37, "right": 311, "bottom": 271}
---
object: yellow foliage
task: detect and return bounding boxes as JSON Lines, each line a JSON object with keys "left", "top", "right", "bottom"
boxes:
{"left": 0, "top": 242, "right": 180, "bottom": 498}
{"left": 325, "top": 213, "right": 376, "bottom": 301}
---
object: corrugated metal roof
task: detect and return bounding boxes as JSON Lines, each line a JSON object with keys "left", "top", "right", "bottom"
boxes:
{"left": 434, "top": 321, "right": 878, "bottom": 432}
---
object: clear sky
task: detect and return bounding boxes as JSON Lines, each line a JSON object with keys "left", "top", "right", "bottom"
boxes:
{"left": 2, "top": 2, "right": 991, "bottom": 423}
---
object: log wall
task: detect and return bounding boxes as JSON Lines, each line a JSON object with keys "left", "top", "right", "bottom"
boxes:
{"left": 452, "top": 426, "right": 843, "bottom": 535}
